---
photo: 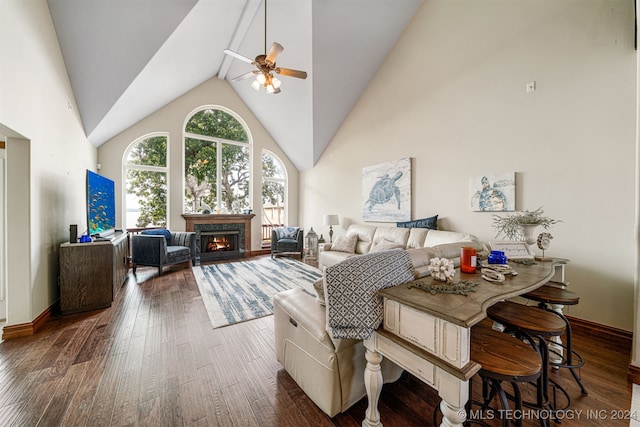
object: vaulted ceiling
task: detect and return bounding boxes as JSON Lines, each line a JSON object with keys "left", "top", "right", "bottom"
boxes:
{"left": 47, "top": 0, "right": 423, "bottom": 170}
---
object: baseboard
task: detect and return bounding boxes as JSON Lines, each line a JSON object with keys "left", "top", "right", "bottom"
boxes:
{"left": 629, "top": 365, "right": 640, "bottom": 385}
{"left": 566, "top": 315, "right": 639, "bottom": 384}
{"left": 2, "top": 303, "right": 55, "bottom": 340}
{"left": 567, "top": 315, "right": 632, "bottom": 341}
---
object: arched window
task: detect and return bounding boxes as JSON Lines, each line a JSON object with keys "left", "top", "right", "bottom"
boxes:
{"left": 123, "top": 133, "right": 168, "bottom": 229}
{"left": 184, "top": 107, "right": 251, "bottom": 214}
{"left": 261, "top": 150, "right": 287, "bottom": 245}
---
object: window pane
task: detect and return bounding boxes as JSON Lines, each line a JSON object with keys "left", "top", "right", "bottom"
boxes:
{"left": 220, "top": 143, "right": 250, "bottom": 212}
{"left": 184, "top": 137, "right": 217, "bottom": 213}
{"left": 126, "top": 135, "right": 167, "bottom": 167}
{"left": 185, "top": 109, "right": 248, "bottom": 142}
{"left": 125, "top": 169, "right": 167, "bottom": 228}
{"left": 262, "top": 152, "right": 284, "bottom": 180}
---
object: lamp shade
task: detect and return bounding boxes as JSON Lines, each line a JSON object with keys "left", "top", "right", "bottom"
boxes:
{"left": 323, "top": 214, "right": 340, "bottom": 226}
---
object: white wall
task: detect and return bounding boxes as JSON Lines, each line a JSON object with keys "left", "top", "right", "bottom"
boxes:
{"left": 0, "top": 0, "right": 96, "bottom": 325}
{"left": 300, "top": 0, "right": 636, "bottom": 331}
{"left": 98, "top": 77, "right": 299, "bottom": 251}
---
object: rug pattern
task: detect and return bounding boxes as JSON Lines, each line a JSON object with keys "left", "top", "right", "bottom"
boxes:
{"left": 193, "top": 256, "right": 322, "bottom": 329}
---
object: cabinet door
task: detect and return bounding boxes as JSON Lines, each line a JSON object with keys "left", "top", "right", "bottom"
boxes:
{"left": 60, "top": 244, "right": 112, "bottom": 313}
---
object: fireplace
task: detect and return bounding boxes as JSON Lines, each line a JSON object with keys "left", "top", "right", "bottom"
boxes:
{"left": 183, "top": 214, "right": 255, "bottom": 263}
{"left": 200, "top": 231, "right": 240, "bottom": 261}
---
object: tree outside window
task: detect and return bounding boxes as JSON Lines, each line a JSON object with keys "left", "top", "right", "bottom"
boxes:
{"left": 184, "top": 108, "right": 251, "bottom": 214}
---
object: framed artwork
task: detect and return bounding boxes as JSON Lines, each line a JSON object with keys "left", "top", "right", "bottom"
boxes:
{"left": 489, "top": 241, "right": 534, "bottom": 259}
{"left": 469, "top": 172, "right": 515, "bottom": 212}
{"left": 362, "top": 158, "right": 411, "bottom": 222}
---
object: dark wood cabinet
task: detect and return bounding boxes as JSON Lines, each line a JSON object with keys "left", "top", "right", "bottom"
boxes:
{"left": 59, "top": 232, "right": 129, "bottom": 314}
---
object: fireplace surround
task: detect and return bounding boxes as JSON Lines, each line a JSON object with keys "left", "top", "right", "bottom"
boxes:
{"left": 183, "top": 214, "right": 255, "bottom": 263}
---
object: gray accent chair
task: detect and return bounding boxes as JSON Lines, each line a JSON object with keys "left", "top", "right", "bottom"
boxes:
{"left": 131, "top": 230, "right": 196, "bottom": 276}
{"left": 271, "top": 227, "right": 304, "bottom": 259}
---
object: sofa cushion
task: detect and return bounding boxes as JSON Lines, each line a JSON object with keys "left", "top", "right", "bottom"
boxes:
{"left": 371, "top": 227, "right": 410, "bottom": 249}
{"left": 370, "top": 238, "right": 405, "bottom": 253}
{"left": 396, "top": 214, "right": 438, "bottom": 230}
{"left": 331, "top": 234, "right": 358, "bottom": 253}
{"left": 345, "top": 224, "right": 377, "bottom": 254}
{"left": 423, "top": 230, "right": 478, "bottom": 247}
{"left": 406, "top": 228, "right": 430, "bottom": 249}
{"left": 141, "top": 228, "right": 171, "bottom": 245}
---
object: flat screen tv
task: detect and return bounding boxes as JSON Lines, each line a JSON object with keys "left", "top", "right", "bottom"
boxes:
{"left": 86, "top": 169, "right": 116, "bottom": 237}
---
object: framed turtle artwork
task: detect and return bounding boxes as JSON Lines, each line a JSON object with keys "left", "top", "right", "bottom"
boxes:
{"left": 362, "top": 157, "right": 412, "bottom": 222}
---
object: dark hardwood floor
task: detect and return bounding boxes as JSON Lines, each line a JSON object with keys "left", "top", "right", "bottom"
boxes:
{"left": 0, "top": 261, "right": 633, "bottom": 426}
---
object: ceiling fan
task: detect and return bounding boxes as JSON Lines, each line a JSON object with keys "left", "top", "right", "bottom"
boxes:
{"left": 223, "top": 0, "right": 307, "bottom": 94}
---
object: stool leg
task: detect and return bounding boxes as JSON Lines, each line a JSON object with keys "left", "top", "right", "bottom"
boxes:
{"left": 541, "top": 303, "right": 589, "bottom": 395}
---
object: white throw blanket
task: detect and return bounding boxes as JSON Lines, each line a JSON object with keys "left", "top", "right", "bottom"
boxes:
{"left": 324, "top": 249, "right": 415, "bottom": 340}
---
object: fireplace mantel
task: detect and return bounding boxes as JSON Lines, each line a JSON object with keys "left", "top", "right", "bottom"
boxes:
{"left": 182, "top": 214, "right": 255, "bottom": 255}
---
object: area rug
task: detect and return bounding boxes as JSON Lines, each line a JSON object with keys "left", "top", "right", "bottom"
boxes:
{"left": 193, "top": 256, "right": 322, "bottom": 329}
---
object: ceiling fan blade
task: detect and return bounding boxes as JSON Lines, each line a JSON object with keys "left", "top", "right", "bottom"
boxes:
{"left": 265, "top": 42, "right": 284, "bottom": 64}
{"left": 223, "top": 49, "right": 254, "bottom": 64}
{"left": 275, "top": 67, "right": 308, "bottom": 79}
{"left": 231, "top": 71, "right": 258, "bottom": 82}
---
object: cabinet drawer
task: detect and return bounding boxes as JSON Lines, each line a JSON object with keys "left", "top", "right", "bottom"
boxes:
{"left": 377, "top": 332, "right": 435, "bottom": 386}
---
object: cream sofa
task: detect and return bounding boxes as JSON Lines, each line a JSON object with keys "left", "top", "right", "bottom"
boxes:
{"left": 319, "top": 224, "right": 486, "bottom": 278}
{"left": 274, "top": 224, "right": 485, "bottom": 417}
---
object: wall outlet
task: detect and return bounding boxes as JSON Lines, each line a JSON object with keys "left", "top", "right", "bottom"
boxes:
{"left": 526, "top": 81, "right": 536, "bottom": 93}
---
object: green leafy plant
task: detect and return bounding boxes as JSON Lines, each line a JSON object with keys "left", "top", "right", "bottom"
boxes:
{"left": 492, "top": 207, "right": 561, "bottom": 240}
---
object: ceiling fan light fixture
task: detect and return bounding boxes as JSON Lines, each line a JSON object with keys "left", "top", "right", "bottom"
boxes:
{"left": 251, "top": 80, "right": 261, "bottom": 91}
{"left": 272, "top": 77, "right": 281, "bottom": 89}
{"left": 256, "top": 73, "right": 267, "bottom": 84}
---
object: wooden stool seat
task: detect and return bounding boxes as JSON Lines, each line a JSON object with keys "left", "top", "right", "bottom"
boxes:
{"left": 523, "top": 284, "right": 580, "bottom": 306}
{"left": 472, "top": 319, "right": 541, "bottom": 381}
{"left": 487, "top": 301, "right": 565, "bottom": 338}
{"left": 487, "top": 301, "right": 570, "bottom": 425}
{"left": 433, "top": 319, "right": 543, "bottom": 427}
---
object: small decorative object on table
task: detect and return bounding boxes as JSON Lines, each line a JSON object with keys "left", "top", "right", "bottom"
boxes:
{"left": 536, "top": 232, "right": 553, "bottom": 262}
{"left": 491, "top": 206, "right": 561, "bottom": 245}
{"left": 408, "top": 279, "right": 478, "bottom": 296}
{"left": 428, "top": 257, "right": 455, "bottom": 283}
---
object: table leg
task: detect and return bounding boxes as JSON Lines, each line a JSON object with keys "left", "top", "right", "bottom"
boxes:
{"left": 437, "top": 370, "right": 468, "bottom": 427}
{"left": 362, "top": 346, "right": 384, "bottom": 427}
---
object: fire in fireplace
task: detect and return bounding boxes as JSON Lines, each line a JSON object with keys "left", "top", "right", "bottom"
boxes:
{"left": 199, "top": 230, "right": 241, "bottom": 261}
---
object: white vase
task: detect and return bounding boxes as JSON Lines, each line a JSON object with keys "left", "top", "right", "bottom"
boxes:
{"left": 519, "top": 224, "right": 538, "bottom": 246}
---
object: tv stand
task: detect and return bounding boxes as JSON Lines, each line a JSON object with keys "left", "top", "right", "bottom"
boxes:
{"left": 59, "top": 232, "right": 129, "bottom": 314}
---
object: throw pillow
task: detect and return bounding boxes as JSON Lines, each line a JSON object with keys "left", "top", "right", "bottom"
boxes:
{"left": 331, "top": 234, "right": 358, "bottom": 253}
{"left": 141, "top": 228, "right": 172, "bottom": 245}
{"left": 313, "top": 278, "right": 326, "bottom": 306}
{"left": 396, "top": 214, "right": 438, "bottom": 230}
{"left": 370, "top": 238, "right": 405, "bottom": 253}
{"left": 278, "top": 226, "right": 299, "bottom": 240}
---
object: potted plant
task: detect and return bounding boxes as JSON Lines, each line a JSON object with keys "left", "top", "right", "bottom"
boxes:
{"left": 492, "top": 207, "right": 561, "bottom": 244}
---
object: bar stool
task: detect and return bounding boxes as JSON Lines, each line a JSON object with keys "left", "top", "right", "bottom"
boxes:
{"left": 487, "top": 301, "right": 570, "bottom": 425}
{"left": 522, "top": 284, "right": 588, "bottom": 395}
{"left": 433, "top": 318, "right": 543, "bottom": 427}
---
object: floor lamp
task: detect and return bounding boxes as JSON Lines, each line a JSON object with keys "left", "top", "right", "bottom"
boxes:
{"left": 323, "top": 214, "right": 340, "bottom": 243}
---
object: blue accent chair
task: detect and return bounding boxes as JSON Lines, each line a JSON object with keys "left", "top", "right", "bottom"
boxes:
{"left": 132, "top": 229, "right": 196, "bottom": 276}
{"left": 271, "top": 227, "right": 304, "bottom": 259}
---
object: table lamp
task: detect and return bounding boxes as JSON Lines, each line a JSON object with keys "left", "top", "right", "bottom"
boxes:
{"left": 323, "top": 214, "right": 340, "bottom": 243}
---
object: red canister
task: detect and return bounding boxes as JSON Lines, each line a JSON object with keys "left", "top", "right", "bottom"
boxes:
{"left": 460, "top": 247, "right": 477, "bottom": 273}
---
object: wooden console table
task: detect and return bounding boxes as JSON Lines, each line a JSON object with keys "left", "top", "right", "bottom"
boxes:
{"left": 362, "top": 258, "right": 567, "bottom": 427}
